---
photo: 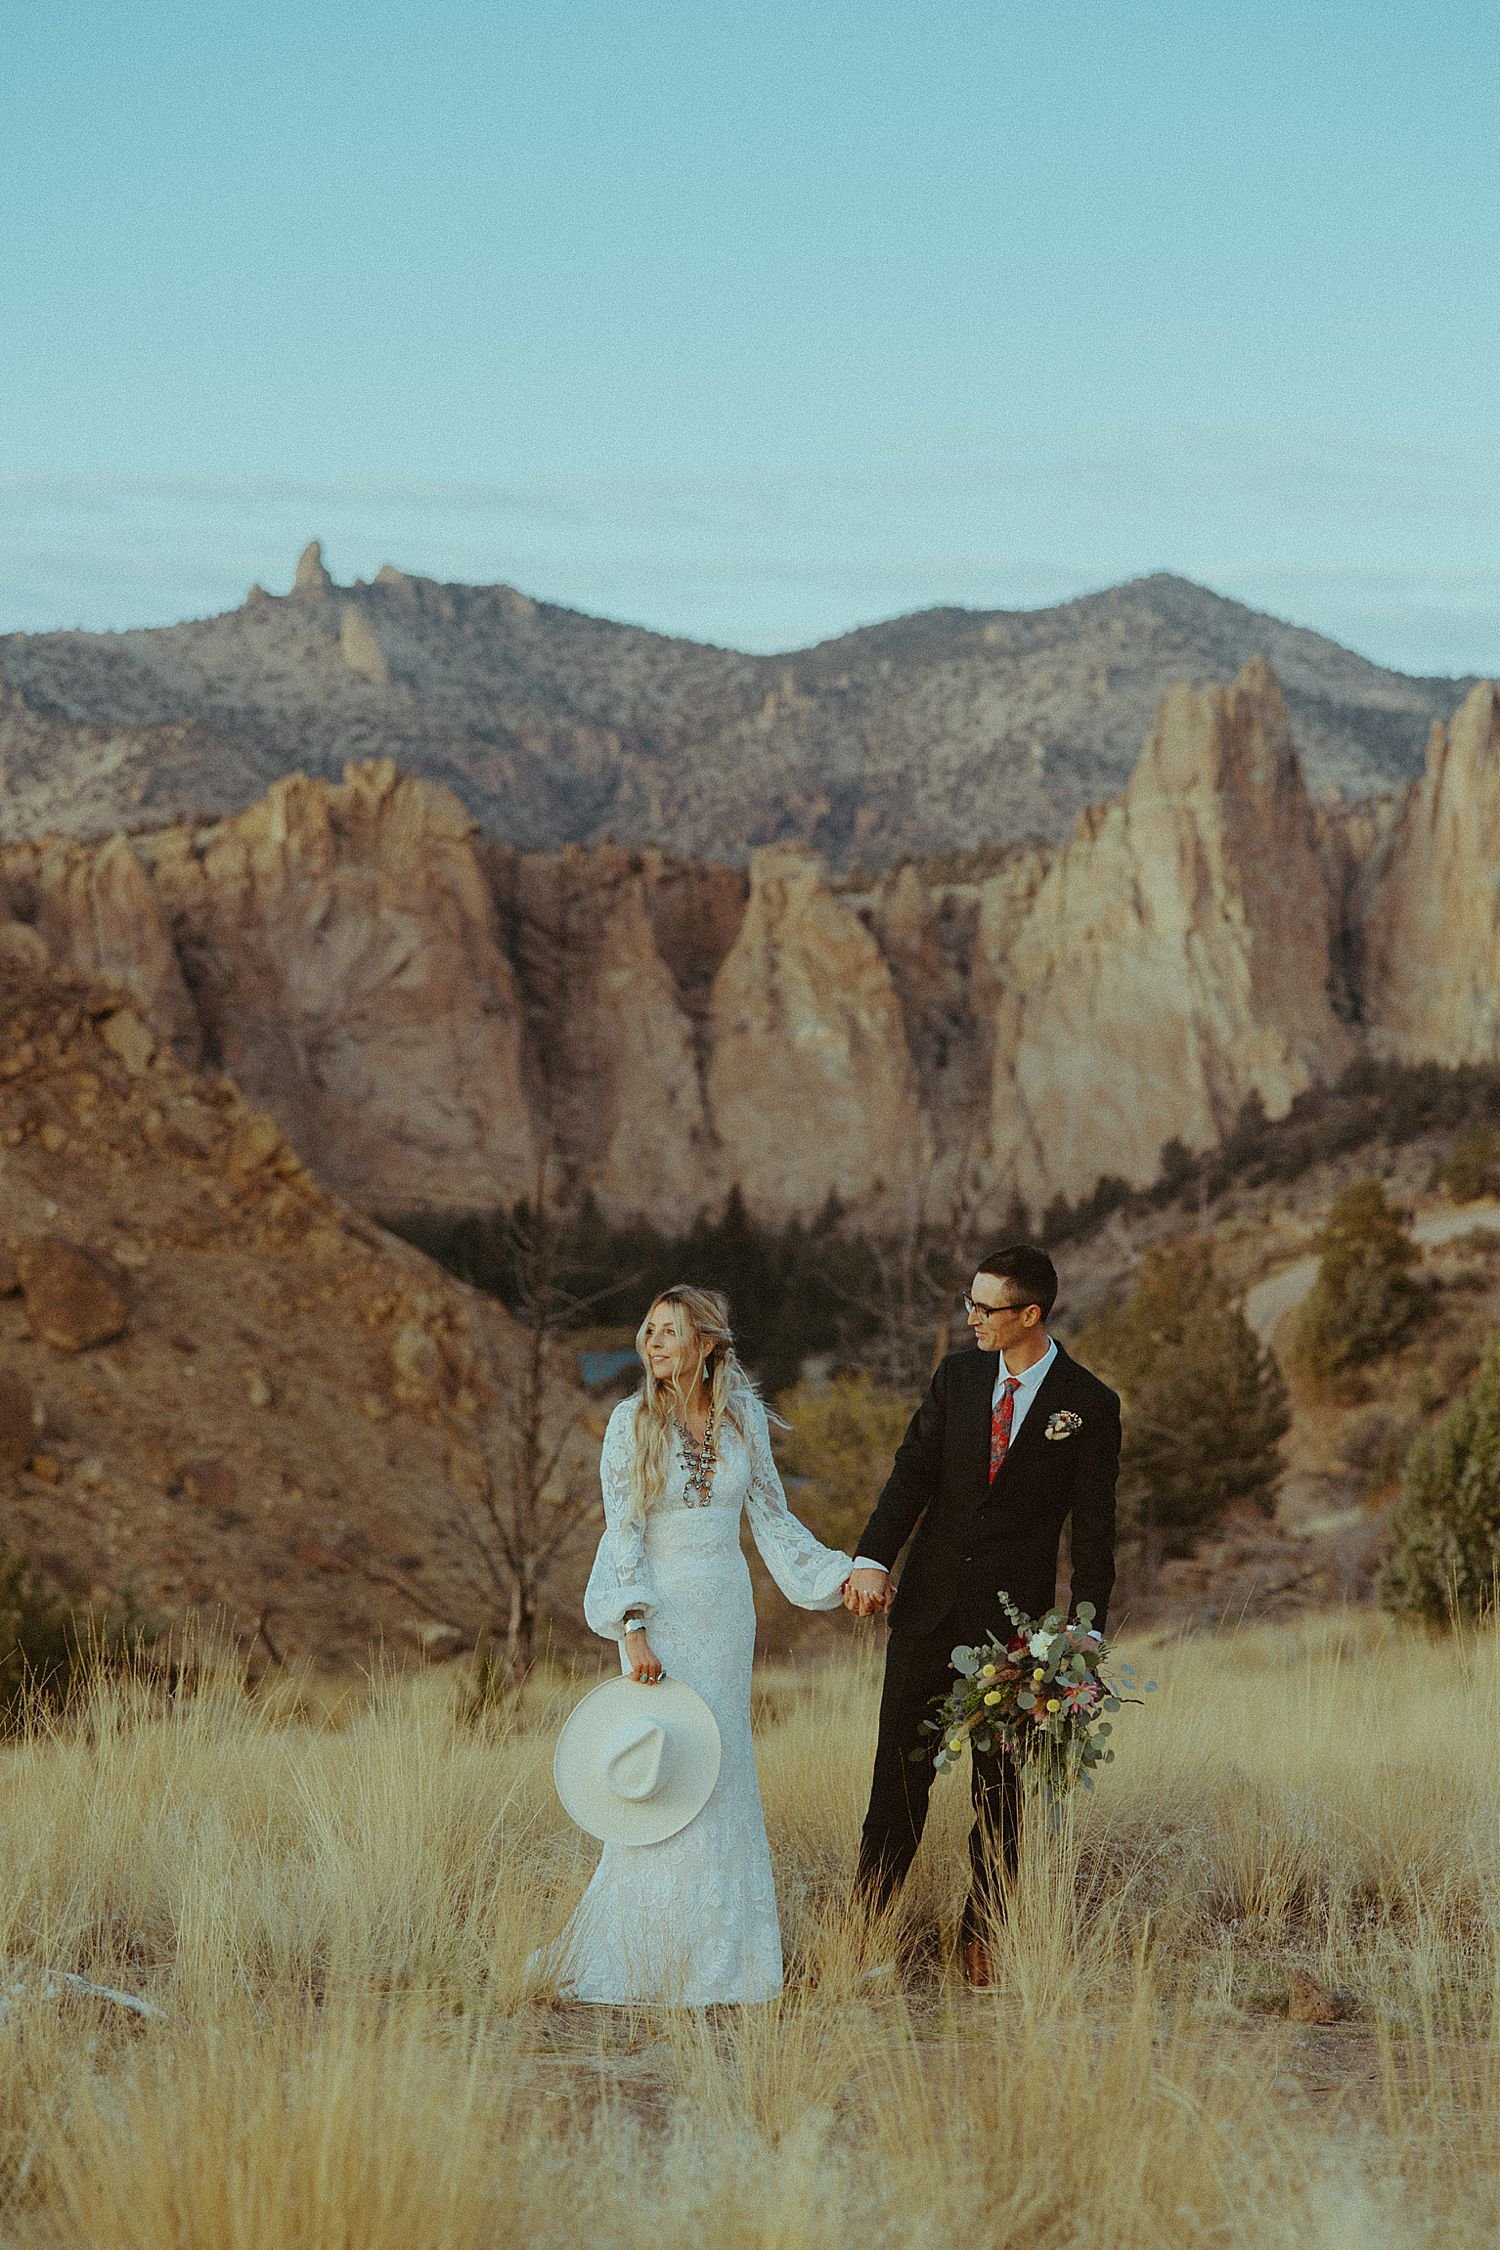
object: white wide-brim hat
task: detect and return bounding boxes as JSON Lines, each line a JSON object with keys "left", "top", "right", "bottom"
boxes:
{"left": 553, "top": 1675, "right": 722, "bottom": 1846}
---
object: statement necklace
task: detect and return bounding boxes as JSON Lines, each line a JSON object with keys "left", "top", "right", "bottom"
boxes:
{"left": 673, "top": 1407, "right": 717, "bottom": 1508}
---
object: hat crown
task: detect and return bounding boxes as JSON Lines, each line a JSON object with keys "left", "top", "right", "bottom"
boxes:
{"left": 602, "top": 1720, "right": 672, "bottom": 1803}
{"left": 553, "top": 1675, "right": 721, "bottom": 1846}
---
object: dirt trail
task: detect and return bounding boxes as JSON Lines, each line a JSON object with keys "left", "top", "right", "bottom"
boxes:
{"left": 1245, "top": 1201, "right": 1500, "bottom": 1345}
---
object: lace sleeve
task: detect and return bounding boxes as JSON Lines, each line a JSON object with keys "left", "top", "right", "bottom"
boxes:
{"left": 742, "top": 1396, "right": 852, "bottom": 1612}
{"left": 582, "top": 1401, "right": 661, "bottom": 1643}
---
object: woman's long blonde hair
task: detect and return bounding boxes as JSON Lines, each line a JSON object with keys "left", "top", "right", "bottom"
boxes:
{"left": 625, "top": 1285, "right": 763, "bottom": 1529}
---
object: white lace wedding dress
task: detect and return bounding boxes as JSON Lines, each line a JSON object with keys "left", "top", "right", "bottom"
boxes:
{"left": 544, "top": 1392, "right": 852, "bottom": 2006}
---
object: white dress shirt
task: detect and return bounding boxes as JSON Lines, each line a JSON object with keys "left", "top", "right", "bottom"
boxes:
{"left": 852, "top": 1337, "right": 1058, "bottom": 1574}
{"left": 993, "top": 1334, "right": 1056, "bottom": 1445}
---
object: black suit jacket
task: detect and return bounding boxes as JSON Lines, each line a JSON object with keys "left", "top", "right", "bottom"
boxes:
{"left": 855, "top": 1341, "right": 1120, "bottom": 1641}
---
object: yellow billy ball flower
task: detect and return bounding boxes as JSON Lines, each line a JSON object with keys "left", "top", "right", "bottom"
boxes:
{"left": 1046, "top": 1699, "right": 1061, "bottom": 1712}
{"left": 981, "top": 1664, "right": 997, "bottom": 1680}
{"left": 983, "top": 1690, "right": 1002, "bottom": 1706}
{"left": 1032, "top": 1668, "right": 1045, "bottom": 1682}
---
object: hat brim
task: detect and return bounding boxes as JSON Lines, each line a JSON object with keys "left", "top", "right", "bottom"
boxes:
{"left": 553, "top": 1675, "right": 722, "bottom": 1846}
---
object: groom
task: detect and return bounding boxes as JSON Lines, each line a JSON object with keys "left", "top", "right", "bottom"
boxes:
{"left": 844, "top": 1243, "right": 1120, "bottom": 1987}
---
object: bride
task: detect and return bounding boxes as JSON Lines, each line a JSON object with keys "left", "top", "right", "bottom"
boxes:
{"left": 544, "top": 1284, "right": 854, "bottom": 2006}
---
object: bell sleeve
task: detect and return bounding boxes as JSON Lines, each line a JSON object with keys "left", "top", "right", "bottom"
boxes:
{"left": 582, "top": 1400, "right": 662, "bottom": 1645}
{"left": 742, "top": 1395, "right": 852, "bottom": 1612}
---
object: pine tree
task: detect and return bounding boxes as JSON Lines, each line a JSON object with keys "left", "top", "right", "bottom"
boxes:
{"left": 1378, "top": 1339, "right": 1500, "bottom": 1624}
{"left": 1290, "top": 1180, "right": 1420, "bottom": 1392}
{"left": 1080, "top": 1243, "right": 1289, "bottom": 1575}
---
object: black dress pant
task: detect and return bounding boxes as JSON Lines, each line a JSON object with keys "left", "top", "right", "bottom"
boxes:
{"left": 855, "top": 1619, "right": 1021, "bottom": 1942}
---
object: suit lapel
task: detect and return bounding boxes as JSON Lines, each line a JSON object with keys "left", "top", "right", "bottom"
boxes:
{"left": 956, "top": 1347, "right": 996, "bottom": 1489}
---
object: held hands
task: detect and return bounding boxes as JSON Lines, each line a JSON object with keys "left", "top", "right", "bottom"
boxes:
{"left": 842, "top": 1566, "right": 893, "bottom": 1618}
{"left": 624, "top": 1623, "right": 663, "bottom": 1684}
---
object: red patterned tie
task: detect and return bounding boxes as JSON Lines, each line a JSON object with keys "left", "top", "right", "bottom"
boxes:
{"left": 989, "top": 1375, "right": 1021, "bottom": 1482}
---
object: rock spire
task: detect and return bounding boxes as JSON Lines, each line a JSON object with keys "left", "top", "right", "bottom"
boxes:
{"left": 986, "top": 658, "right": 1354, "bottom": 1206}
{"left": 293, "top": 539, "right": 333, "bottom": 597}
{"left": 1359, "top": 681, "right": 1500, "bottom": 1061}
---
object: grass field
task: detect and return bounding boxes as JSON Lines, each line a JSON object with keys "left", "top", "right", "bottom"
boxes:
{"left": 0, "top": 1611, "right": 1496, "bottom": 2247}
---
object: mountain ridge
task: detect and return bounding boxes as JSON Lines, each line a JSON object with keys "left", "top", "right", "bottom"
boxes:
{"left": 1, "top": 557, "right": 1476, "bottom": 868}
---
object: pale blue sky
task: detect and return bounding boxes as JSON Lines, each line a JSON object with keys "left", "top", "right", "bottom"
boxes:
{"left": 4, "top": 0, "right": 1498, "bottom": 670}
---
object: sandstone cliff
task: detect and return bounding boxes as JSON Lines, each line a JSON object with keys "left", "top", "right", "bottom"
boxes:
{"left": 0, "top": 829, "right": 199, "bottom": 1050}
{"left": 0, "top": 777, "right": 948, "bottom": 1227}
{"left": 478, "top": 843, "right": 935, "bottom": 1222}
{"left": 138, "top": 762, "right": 540, "bottom": 1212}
{"left": 488, "top": 843, "right": 727, "bottom": 1217}
{"left": 1358, "top": 681, "right": 1500, "bottom": 1062}
{"left": 706, "top": 849, "right": 931, "bottom": 1217}
{"left": 3, "top": 664, "right": 1495, "bottom": 1232}
{"left": 985, "top": 660, "right": 1356, "bottom": 1206}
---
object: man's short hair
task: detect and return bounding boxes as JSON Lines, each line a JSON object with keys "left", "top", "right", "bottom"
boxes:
{"left": 975, "top": 1243, "right": 1058, "bottom": 1320}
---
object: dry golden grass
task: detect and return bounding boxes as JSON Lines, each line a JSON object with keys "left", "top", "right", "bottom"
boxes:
{"left": 0, "top": 1612, "right": 1496, "bottom": 2246}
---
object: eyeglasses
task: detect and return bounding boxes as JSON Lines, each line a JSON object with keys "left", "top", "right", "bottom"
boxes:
{"left": 963, "top": 1293, "right": 1038, "bottom": 1320}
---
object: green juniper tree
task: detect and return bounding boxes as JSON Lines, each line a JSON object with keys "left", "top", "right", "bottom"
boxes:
{"left": 1379, "top": 1339, "right": 1500, "bottom": 1625}
{"left": 1437, "top": 1125, "right": 1500, "bottom": 1207}
{"left": 1291, "top": 1180, "right": 1420, "bottom": 1393}
{"left": 1080, "top": 1243, "right": 1289, "bottom": 1581}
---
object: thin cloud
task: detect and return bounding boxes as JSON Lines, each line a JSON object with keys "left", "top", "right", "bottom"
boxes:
{"left": 2, "top": 430, "right": 1496, "bottom": 670}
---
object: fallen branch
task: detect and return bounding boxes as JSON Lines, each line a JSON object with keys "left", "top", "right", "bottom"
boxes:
{"left": 0, "top": 1969, "right": 162, "bottom": 2022}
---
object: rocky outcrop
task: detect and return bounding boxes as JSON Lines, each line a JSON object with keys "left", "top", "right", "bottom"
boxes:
{"left": 707, "top": 849, "right": 931, "bottom": 1219}
{"left": 338, "top": 603, "right": 390, "bottom": 684}
{"left": 293, "top": 538, "right": 333, "bottom": 597}
{"left": 3, "top": 663, "right": 1497, "bottom": 1232}
{"left": 492, "top": 845, "right": 723, "bottom": 1215}
{"left": 986, "top": 660, "right": 1355, "bottom": 1206}
{"left": 1358, "top": 682, "right": 1500, "bottom": 1061}
{"left": 493, "top": 842, "right": 931, "bottom": 1224}
{"left": 139, "top": 761, "right": 540, "bottom": 1211}
{"left": 0, "top": 831, "right": 199, "bottom": 1051}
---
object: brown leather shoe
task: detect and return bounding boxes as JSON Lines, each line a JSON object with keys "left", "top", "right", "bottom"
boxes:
{"left": 962, "top": 1938, "right": 996, "bottom": 1990}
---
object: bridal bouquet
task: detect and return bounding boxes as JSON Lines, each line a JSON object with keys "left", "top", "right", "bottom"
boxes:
{"left": 915, "top": 1595, "right": 1156, "bottom": 1800}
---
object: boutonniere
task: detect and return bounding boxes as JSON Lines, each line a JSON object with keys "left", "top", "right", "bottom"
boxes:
{"left": 1044, "top": 1410, "right": 1083, "bottom": 1441}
